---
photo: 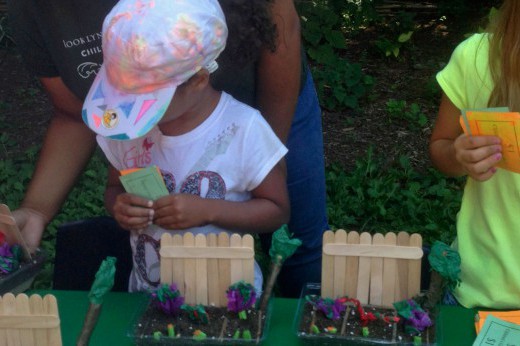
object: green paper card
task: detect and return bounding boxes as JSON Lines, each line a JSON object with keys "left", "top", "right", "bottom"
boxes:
{"left": 473, "top": 314, "right": 520, "bottom": 346}
{"left": 119, "top": 166, "right": 169, "bottom": 200}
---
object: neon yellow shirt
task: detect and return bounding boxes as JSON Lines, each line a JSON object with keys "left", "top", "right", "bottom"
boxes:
{"left": 437, "top": 33, "right": 520, "bottom": 309}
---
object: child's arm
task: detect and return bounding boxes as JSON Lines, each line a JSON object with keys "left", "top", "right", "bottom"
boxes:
{"left": 153, "top": 163, "right": 290, "bottom": 233}
{"left": 429, "top": 93, "right": 502, "bottom": 181}
{"left": 105, "top": 165, "right": 154, "bottom": 231}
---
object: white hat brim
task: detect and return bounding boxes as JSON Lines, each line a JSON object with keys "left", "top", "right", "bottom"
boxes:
{"left": 82, "top": 64, "right": 176, "bottom": 140}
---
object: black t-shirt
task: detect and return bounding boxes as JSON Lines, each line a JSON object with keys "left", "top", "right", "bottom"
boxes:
{"left": 8, "top": 0, "right": 117, "bottom": 99}
{"left": 8, "top": 0, "right": 257, "bottom": 105}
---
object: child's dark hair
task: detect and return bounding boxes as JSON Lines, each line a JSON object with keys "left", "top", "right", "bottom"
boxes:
{"left": 218, "top": 0, "right": 277, "bottom": 67}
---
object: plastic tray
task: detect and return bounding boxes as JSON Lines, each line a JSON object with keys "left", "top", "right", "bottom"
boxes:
{"left": 128, "top": 297, "right": 273, "bottom": 345}
{"left": 293, "top": 283, "right": 437, "bottom": 346}
{"left": 0, "top": 248, "right": 46, "bottom": 294}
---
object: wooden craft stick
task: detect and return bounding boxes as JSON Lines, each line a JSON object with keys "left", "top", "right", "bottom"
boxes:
{"left": 159, "top": 234, "right": 173, "bottom": 285}
{"left": 14, "top": 294, "right": 34, "bottom": 346}
{"left": 43, "top": 295, "right": 61, "bottom": 346}
{"left": 392, "top": 311, "right": 398, "bottom": 342}
{"left": 0, "top": 315, "right": 59, "bottom": 329}
{"left": 320, "top": 230, "right": 335, "bottom": 298}
{"left": 333, "top": 230, "right": 347, "bottom": 298}
{"left": 369, "top": 233, "right": 384, "bottom": 305}
{"left": 183, "top": 233, "right": 196, "bottom": 304}
{"left": 408, "top": 233, "right": 423, "bottom": 297}
{"left": 0, "top": 204, "right": 31, "bottom": 260}
{"left": 0, "top": 296, "right": 5, "bottom": 345}
{"left": 229, "top": 234, "right": 242, "bottom": 285}
{"left": 323, "top": 243, "right": 422, "bottom": 259}
{"left": 345, "top": 231, "right": 360, "bottom": 299}
{"left": 395, "top": 232, "right": 410, "bottom": 302}
{"left": 309, "top": 310, "right": 316, "bottom": 335}
{"left": 29, "top": 295, "right": 46, "bottom": 346}
{"left": 356, "top": 232, "right": 372, "bottom": 304}
{"left": 382, "top": 233, "right": 397, "bottom": 307}
{"left": 160, "top": 246, "right": 254, "bottom": 259}
{"left": 340, "top": 305, "right": 351, "bottom": 336}
{"left": 241, "top": 234, "right": 255, "bottom": 287}
{"left": 218, "top": 317, "right": 228, "bottom": 341}
{"left": 2, "top": 293, "right": 19, "bottom": 346}
{"left": 194, "top": 234, "right": 208, "bottom": 305}
{"left": 171, "top": 234, "right": 185, "bottom": 296}
{"left": 256, "top": 310, "right": 263, "bottom": 343}
{"left": 217, "top": 233, "right": 231, "bottom": 306}
{"left": 207, "top": 233, "right": 220, "bottom": 306}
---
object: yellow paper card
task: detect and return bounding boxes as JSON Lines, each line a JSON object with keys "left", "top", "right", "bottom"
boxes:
{"left": 459, "top": 110, "right": 520, "bottom": 173}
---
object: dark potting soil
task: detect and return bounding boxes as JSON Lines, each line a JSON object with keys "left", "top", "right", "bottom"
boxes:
{"left": 297, "top": 302, "right": 436, "bottom": 345}
{"left": 133, "top": 303, "right": 268, "bottom": 344}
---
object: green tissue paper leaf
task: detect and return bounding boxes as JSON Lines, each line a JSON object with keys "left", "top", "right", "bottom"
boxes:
{"left": 88, "top": 256, "right": 116, "bottom": 305}
{"left": 269, "top": 225, "right": 302, "bottom": 265}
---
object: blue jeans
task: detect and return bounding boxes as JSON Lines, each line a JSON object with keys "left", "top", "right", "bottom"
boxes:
{"left": 260, "top": 70, "right": 329, "bottom": 298}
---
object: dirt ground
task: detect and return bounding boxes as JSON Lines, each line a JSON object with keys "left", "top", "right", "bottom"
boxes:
{"left": 0, "top": 6, "right": 481, "bottom": 171}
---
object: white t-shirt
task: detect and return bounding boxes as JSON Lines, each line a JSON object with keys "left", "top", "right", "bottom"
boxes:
{"left": 97, "top": 92, "right": 287, "bottom": 293}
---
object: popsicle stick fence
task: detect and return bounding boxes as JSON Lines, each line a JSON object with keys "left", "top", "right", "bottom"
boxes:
{"left": 0, "top": 293, "right": 62, "bottom": 346}
{"left": 321, "top": 230, "right": 423, "bottom": 308}
{"left": 160, "top": 232, "right": 255, "bottom": 307}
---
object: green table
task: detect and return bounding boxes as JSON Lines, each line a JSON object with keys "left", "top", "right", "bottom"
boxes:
{"left": 31, "top": 290, "right": 477, "bottom": 345}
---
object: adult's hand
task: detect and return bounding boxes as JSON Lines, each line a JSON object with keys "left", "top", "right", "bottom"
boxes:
{"left": 11, "top": 207, "right": 48, "bottom": 253}
{"left": 16, "top": 77, "right": 97, "bottom": 247}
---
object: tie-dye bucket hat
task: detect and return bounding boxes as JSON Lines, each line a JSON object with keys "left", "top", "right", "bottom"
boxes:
{"left": 82, "top": 0, "right": 227, "bottom": 140}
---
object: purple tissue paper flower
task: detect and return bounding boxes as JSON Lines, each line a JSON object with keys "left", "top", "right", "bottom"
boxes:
{"left": 226, "top": 281, "right": 257, "bottom": 313}
{"left": 0, "top": 243, "right": 13, "bottom": 258}
{"left": 306, "top": 295, "right": 347, "bottom": 320}
{"left": 151, "top": 283, "right": 184, "bottom": 316}
{"left": 409, "top": 309, "right": 433, "bottom": 331}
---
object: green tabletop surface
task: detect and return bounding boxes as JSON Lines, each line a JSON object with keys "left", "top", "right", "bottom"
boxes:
{"left": 30, "top": 290, "right": 478, "bottom": 345}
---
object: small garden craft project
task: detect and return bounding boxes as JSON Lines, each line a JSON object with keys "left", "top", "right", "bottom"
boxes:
{"left": 131, "top": 226, "right": 301, "bottom": 344}
{"left": 296, "top": 230, "right": 439, "bottom": 345}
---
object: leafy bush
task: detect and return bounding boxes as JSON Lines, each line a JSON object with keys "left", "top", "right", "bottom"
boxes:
{"left": 325, "top": 148, "right": 463, "bottom": 245}
{"left": 297, "top": 0, "right": 375, "bottom": 111}
{"left": 386, "top": 99, "right": 428, "bottom": 130}
{"left": 374, "top": 11, "right": 416, "bottom": 59}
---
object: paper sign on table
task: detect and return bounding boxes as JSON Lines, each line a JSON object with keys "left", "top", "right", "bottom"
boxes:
{"left": 475, "top": 310, "right": 520, "bottom": 334}
{"left": 119, "top": 165, "right": 169, "bottom": 200}
{"left": 472, "top": 314, "right": 520, "bottom": 346}
{"left": 460, "top": 108, "right": 520, "bottom": 173}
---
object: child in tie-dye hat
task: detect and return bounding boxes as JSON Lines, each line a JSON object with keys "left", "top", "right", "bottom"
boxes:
{"left": 82, "top": 0, "right": 289, "bottom": 293}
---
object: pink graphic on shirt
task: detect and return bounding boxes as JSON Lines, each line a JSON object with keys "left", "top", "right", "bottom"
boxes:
{"left": 123, "top": 136, "right": 155, "bottom": 167}
{"left": 142, "top": 138, "right": 154, "bottom": 151}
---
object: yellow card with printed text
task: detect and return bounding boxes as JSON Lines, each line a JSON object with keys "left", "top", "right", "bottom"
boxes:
{"left": 460, "top": 109, "right": 520, "bottom": 173}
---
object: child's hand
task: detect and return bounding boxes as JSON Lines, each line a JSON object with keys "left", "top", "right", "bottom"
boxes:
{"left": 454, "top": 134, "right": 502, "bottom": 181}
{"left": 153, "top": 194, "right": 207, "bottom": 230}
{"left": 113, "top": 193, "right": 154, "bottom": 232}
